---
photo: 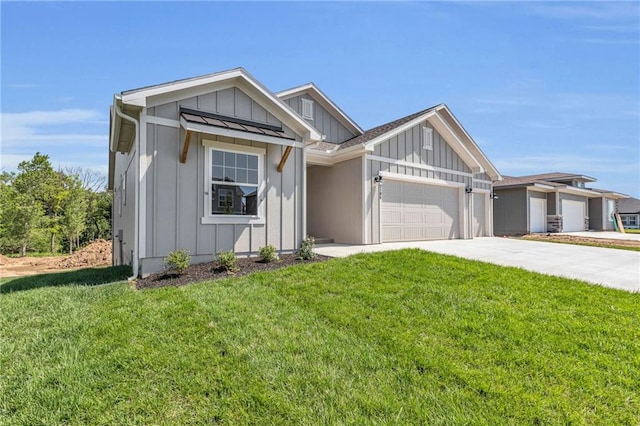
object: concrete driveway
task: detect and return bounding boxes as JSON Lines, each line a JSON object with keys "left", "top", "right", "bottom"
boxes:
{"left": 315, "top": 238, "right": 640, "bottom": 292}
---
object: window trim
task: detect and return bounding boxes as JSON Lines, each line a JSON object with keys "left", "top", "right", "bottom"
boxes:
{"left": 301, "top": 98, "right": 314, "bottom": 120}
{"left": 202, "top": 139, "right": 266, "bottom": 225}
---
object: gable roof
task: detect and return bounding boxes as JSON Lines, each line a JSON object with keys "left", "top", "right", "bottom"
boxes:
{"left": 276, "top": 83, "right": 363, "bottom": 136}
{"left": 113, "top": 67, "right": 322, "bottom": 148}
{"left": 513, "top": 172, "right": 597, "bottom": 183}
{"left": 495, "top": 175, "right": 565, "bottom": 188}
{"left": 618, "top": 197, "right": 640, "bottom": 214}
{"left": 336, "top": 104, "right": 501, "bottom": 180}
{"left": 338, "top": 106, "right": 439, "bottom": 150}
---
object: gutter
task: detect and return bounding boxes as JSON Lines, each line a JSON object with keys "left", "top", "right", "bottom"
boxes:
{"left": 113, "top": 97, "right": 140, "bottom": 281}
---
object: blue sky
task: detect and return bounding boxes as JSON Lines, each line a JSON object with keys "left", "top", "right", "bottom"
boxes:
{"left": 2, "top": 1, "right": 639, "bottom": 197}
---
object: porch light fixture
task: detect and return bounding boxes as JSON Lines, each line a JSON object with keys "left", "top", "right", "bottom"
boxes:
{"left": 374, "top": 174, "right": 383, "bottom": 183}
{"left": 490, "top": 192, "right": 499, "bottom": 200}
{"left": 465, "top": 186, "right": 473, "bottom": 193}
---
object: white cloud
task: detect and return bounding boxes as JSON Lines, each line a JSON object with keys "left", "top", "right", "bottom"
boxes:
{"left": 529, "top": 3, "right": 638, "bottom": 21}
{"left": 1, "top": 109, "right": 106, "bottom": 149}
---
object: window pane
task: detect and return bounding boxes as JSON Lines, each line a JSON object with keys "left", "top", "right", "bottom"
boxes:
{"left": 241, "top": 185, "right": 258, "bottom": 215}
{"left": 212, "top": 150, "right": 224, "bottom": 166}
{"left": 224, "top": 152, "right": 235, "bottom": 167}
{"left": 248, "top": 155, "right": 258, "bottom": 170}
{"left": 224, "top": 167, "right": 236, "bottom": 182}
{"left": 212, "top": 166, "right": 224, "bottom": 180}
{"left": 236, "top": 169, "right": 247, "bottom": 184}
{"left": 211, "top": 183, "right": 258, "bottom": 216}
{"left": 237, "top": 154, "right": 247, "bottom": 169}
{"left": 248, "top": 170, "right": 258, "bottom": 184}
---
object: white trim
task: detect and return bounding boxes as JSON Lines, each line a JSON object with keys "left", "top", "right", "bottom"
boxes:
{"left": 366, "top": 154, "right": 473, "bottom": 178}
{"left": 362, "top": 155, "right": 367, "bottom": 244}
{"left": 430, "top": 112, "right": 484, "bottom": 173}
{"left": 182, "top": 117, "right": 304, "bottom": 148}
{"left": 120, "top": 68, "right": 322, "bottom": 142}
{"left": 143, "top": 114, "right": 180, "bottom": 128}
{"left": 378, "top": 171, "right": 466, "bottom": 188}
{"left": 474, "top": 179, "right": 492, "bottom": 185}
{"left": 276, "top": 83, "right": 364, "bottom": 135}
{"left": 202, "top": 140, "right": 266, "bottom": 224}
{"left": 139, "top": 112, "right": 147, "bottom": 258}
{"left": 437, "top": 104, "right": 501, "bottom": 180}
{"left": 364, "top": 111, "right": 438, "bottom": 150}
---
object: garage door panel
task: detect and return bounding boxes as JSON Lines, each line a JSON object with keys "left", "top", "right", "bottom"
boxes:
{"left": 562, "top": 200, "right": 586, "bottom": 232}
{"left": 381, "top": 180, "right": 460, "bottom": 242}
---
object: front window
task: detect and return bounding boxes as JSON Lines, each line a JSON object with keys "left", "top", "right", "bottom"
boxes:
{"left": 203, "top": 140, "right": 265, "bottom": 224}
{"left": 211, "top": 149, "right": 259, "bottom": 215}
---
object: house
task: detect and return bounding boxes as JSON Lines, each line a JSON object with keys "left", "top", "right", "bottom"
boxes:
{"left": 109, "top": 68, "right": 501, "bottom": 277}
{"left": 493, "top": 172, "right": 628, "bottom": 235}
{"left": 618, "top": 197, "right": 640, "bottom": 229}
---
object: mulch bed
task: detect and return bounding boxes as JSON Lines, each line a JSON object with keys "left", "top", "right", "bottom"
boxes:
{"left": 135, "top": 253, "right": 330, "bottom": 290}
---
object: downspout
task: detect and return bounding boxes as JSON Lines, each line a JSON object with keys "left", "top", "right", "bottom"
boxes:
{"left": 114, "top": 99, "right": 140, "bottom": 281}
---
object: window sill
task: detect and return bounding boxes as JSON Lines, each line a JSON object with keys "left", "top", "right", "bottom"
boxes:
{"left": 201, "top": 216, "right": 265, "bottom": 225}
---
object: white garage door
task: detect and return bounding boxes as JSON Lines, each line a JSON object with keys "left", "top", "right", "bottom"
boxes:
{"left": 562, "top": 200, "right": 586, "bottom": 232}
{"left": 381, "top": 180, "right": 460, "bottom": 242}
{"left": 530, "top": 197, "right": 547, "bottom": 233}
{"left": 473, "top": 192, "right": 486, "bottom": 237}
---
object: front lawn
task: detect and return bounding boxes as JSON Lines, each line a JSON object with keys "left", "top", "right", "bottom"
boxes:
{"left": 1, "top": 250, "right": 637, "bottom": 424}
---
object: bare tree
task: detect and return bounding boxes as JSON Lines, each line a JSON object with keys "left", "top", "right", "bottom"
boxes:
{"left": 63, "top": 166, "right": 107, "bottom": 192}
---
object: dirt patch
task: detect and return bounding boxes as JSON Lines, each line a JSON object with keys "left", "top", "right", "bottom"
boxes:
{"left": 521, "top": 234, "right": 640, "bottom": 249}
{"left": 0, "top": 240, "right": 112, "bottom": 278}
{"left": 136, "top": 254, "right": 330, "bottom": 290}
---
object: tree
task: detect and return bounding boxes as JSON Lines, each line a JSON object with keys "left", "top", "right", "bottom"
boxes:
{"left": 61, "top": 175, "right": 87, "bottom": 254}
{"left": 84, "top": 190, "right": 112, "bottom": 241}
{"left": 0, "top": 182, "right": 44, "bottom": 256}
{"left": 12, "top": 153, "right": 66, "bottom": 253}
{"left": 63, "top": 166, "right": 107, "bottom": 192}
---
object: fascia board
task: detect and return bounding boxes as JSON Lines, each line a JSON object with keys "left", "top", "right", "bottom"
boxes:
{"left": 277, "top": 83, "right": 363, "bottom": 135}
{"left": 558, "top": 186, "right": 601, "bottom": 198}
{"left": 364, "top": 111, "right": 439, "bottom": 150}
{"left": 438, "top": 105, "right": 502, "bottom": 180}
{"left": 121, "top": 69, "right": 321, "bottom": 142}
{"left": 121, "top": 69, "right": 245, "bottom": 106}
{"left": 429, "top": 112, "right": 484, "bottom": 173}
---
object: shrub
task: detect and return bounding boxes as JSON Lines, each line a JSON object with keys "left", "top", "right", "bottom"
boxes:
{"left": 297, "top": 236, "right": 316, "bottom": 260}
{"left": 164, "top": 249, "right": 190, "bottom": 275}
{"left": 259, "top": 244, "right": 279, "bottom": 263}
{"left": 216, "top": 250, "right": 239, "bottom": 273}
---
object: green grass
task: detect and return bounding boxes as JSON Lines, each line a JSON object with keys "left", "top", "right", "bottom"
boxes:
{"left": 625, "top": 228, "right": 640, "bottom": 234}
{"left": 1, "top": 250, "right": 638, "bottom": 424}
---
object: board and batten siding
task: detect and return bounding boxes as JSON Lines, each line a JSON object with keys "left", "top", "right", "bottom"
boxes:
{"left": 139, "top": 87, "right": 304, "bottom": 276}
{"left": 283, "top": 95, "right": 357, "bottom": 143}
{"left": 147, "top": 86, "right": 299, "bottom": 140}
{"left": 473, "top": 171, "right": 492, "bottom": 190}
{"left": 112, "top": 149, "right": 137, "bottom": 267}
{"left": 307, "top": 158, "right": 362, "bottom": 244}
{"left": 493, "top": 187, "right": 528, "bottom": 235}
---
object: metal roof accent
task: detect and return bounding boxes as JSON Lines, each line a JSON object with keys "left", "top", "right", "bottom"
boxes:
{"left": 179, "top": 107, "right": 294, "bottom": 140}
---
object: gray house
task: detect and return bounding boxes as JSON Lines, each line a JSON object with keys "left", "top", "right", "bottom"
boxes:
{"left": 109, "top": 68, "right": 501, "bottom": 277}
{"left": 618, "top": 197, "right": 640, "bottom": 229}
{"left": 493, "top": 172, "right": 628, "bottom": 235}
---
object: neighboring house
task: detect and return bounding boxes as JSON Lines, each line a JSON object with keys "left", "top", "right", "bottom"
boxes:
{"left": 109, "top": 68, "right": 501, "bottom": 277}
{"left": 493, "top": 172, "right": 628, "bottom": 235}
{"left": 618, "top": 197, "right": 640, "bottom": 229}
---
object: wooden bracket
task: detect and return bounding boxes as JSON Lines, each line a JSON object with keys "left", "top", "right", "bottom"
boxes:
{"left": 180, "top": 130, "right": 192, "bottom": 164}
{"left": 277, "top": 145, "right": 293, "bottom": 173}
